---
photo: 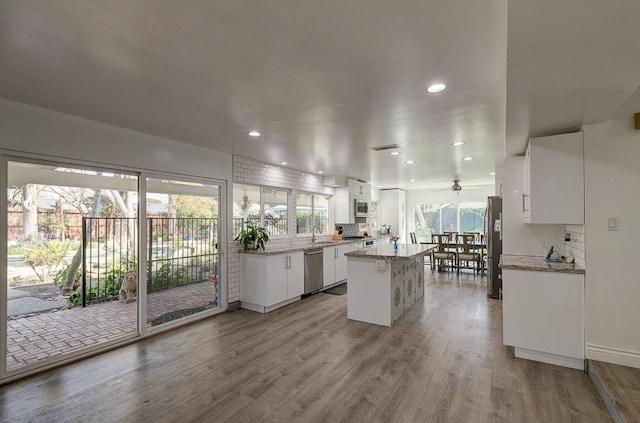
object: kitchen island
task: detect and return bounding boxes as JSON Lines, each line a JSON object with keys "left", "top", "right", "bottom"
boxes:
{"left": 344, "top": 243, "right": 437, "bottom": 326}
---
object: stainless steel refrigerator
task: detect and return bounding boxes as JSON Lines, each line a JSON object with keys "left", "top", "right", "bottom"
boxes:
{"left": 485, "top": 196, "right": 502, "bottom": 299}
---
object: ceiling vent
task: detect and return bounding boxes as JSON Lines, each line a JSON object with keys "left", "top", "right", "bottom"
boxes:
{"left": 370, "top": 144, "right": 400, "bottom": 151}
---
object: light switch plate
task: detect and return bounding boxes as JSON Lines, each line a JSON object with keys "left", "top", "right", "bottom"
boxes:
{"left": 606, "top": 217, "right": 620, "bottom": 231}
{"left": 375, "top": 260, "right": 386, "bottom": 271}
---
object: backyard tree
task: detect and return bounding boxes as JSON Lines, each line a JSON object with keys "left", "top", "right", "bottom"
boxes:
{"left": 59, "top": 189, "right": 104, "bottom": 294}
{"left": 22, "top": 184, "right": 39, "bottom": 240}
{"left": 59, "top": 188, "right": 136, "bottom": 294}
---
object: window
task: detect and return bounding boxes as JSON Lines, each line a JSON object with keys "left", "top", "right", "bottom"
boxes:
{"left": 232, "top": 184, "right": 288, "bottom": 237}
{"left": 414, "top": 202, "right": 486, "bottom": 238}
{"left": 263, "top": 189, "right": 288, "bottom": 236}
{"left": 296, "top": 193, "right": 329, "bottom": 234}
{"left": 369, "top": 201, "right": 379, "bottom": 230}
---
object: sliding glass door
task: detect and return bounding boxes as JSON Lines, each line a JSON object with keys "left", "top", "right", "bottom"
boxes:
{"left": 4, "top": 160, "right": 139, "bottom": 373}
{"left": 145, "top": 177, "right": 221, "bottom": 329}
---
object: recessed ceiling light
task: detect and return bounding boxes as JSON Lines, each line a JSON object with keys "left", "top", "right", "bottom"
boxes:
{"left": 264, "top": 165, "right": 268, "bottom": 168}
{"left": 390, "top": 151, "right": 401, "bottom": 156}
{"left": 281, "top": 161, "right": 287, "bottom": 165}
{"left": 427, "top": 83, "right": 446, "bottom": 93}
{"left": 490, "top": 172, "right": 496, "bottom": 175}
{"left": 318, "top": 171, "right": 323, "bottom": 174}
{"left": 410, "top": 179, "right": 415, "bottom": 182}
{"left": 405, "top": 160, "right": 415, "bottom": 164}
{"left": 248, "top": 131, "right": 261, "bottom": 137}
{"left": 463, "top": 157, "right": 473, "bottom": 161}
{"left": 452, "top": 141, "right": 465, "bottom": 146}
{"left": 378, "top": 185, "right": 382, "bottom": 188}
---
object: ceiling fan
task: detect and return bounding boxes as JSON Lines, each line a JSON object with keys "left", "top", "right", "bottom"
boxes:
{"left": 434, "top": 179, "right": 465, "bottom": 192}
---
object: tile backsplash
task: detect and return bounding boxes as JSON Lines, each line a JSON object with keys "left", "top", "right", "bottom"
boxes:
{"left": 564, "top": 224, "right": 585, "bottom": 269}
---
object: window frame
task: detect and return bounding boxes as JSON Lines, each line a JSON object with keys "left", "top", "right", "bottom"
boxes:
{"left": 295, "top": 192, "right": 330, "bottom": 236}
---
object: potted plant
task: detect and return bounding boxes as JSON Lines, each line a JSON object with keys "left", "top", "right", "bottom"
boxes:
{"left": 235, "top": 222, "right": 270, "bottom": 251}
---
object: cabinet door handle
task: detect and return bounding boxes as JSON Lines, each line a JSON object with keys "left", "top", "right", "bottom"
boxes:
{"left": 288, "top": 256, "right": 291, "bottom": 269}
{"left": 285, "top": 256, "right": 288, "bottom": 269}
{"left": 522, "top": 193, "right": 530, "bottom": 213}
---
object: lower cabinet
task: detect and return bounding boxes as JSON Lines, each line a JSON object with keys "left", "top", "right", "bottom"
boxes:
{"left": 502, "top": 269, "right": 585, "bottom": 369}
{"left": 240, "top": 251, "right": 304, "bottom": 313}
{"left": 323, "top": 243, "right": 358, "bottom": 287}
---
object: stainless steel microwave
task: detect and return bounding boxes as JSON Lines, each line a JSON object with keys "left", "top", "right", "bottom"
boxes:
{"left": 354, "top": 199, "right": 368, "bottom": 217}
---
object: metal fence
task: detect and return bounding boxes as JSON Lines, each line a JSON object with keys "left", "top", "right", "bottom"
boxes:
{"left": 81, "top": 217, "right": 219, "bottom": 306}
{"left": 147, "top": 217, "right": 218, "bottom": 293}
{"left": 82, "top": 217, "right": 138, "bottom": 306}
{"left": 232, "top": 217, "right": 288, "bottom": 238}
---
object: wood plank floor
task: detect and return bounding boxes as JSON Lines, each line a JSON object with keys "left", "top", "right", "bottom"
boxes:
{"left": 0, "top": 271, "right": 611, "bottom": 422}
{"left": 590, "top": 360, "right": 640, "bottom": 423}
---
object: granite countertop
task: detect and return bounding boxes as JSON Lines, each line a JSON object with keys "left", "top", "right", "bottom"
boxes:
{"left": 500, "top": 254, "right": 585, "bottom": 274}
{"left": 345, "top": 243, "right": 438, "bottom": 260}
{"left": 239, "top": 236, "right": 386, "bottom": 255}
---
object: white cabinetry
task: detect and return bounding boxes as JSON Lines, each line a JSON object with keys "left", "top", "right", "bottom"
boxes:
{"left": 323, "top": 243, "right": 358, "bottom": 287}
{"left": 502, "top": 269, "right": 585, "bottom": 369}
{"left": 349, "top": 179, "right": 370, "bottom": 202}
{"left": 380, "top": 189, "right": 406, "bottom": 241}
{"left": 523, "top": 132, "right": 584, "bottom": 224}
{"left": 335, "top": 179, "right": 371, "bottom": 224}
{"left": 240, "top": 251, "right": 304, "bottom": 313}
{"left": 502, "top": 157, "right": 564, "bottom": 256}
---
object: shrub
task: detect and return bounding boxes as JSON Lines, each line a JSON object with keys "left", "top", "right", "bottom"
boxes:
{"left": 24, "top": 240, "right": 69, "bottom": 282}
{"left": 53, "top": 264, "right": 82, "bottom": 288}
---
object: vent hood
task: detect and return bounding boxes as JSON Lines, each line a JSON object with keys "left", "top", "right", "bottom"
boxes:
{"left": 323, "top": 175, "right": 347, "bottom": 187}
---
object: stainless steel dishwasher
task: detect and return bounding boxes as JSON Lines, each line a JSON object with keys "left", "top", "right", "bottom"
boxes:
{"left": 304, "top": 248, "right": 324, "bottom": 294}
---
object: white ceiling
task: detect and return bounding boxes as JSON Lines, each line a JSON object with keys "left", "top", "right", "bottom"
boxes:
{"left": 0, "top": 1, "right": 638, "bottom": 191}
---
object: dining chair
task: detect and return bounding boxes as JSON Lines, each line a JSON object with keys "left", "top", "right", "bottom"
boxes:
{"left": 431, "top": 233, "right": 456, "bottom": 272}
{"left": 456, "top": 233, "right": 481, "bottom": 274}
{"left": 443, "top": 231, "right": 459, "bottom": 254}
{"left": 410, "top": 232, "right": 432, "bottom": 269}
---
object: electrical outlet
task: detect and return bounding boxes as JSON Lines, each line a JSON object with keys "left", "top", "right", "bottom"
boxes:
{"left": 606, "top": 217, "right": 620, "bottom": 231}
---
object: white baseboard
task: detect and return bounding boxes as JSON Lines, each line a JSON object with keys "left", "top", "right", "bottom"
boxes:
{"left": 240, "top": 297, "right": 300, "bottom": 314}
{"left": 587, "top": 343, "right": 640, "bottom": 369}
{"left": 514, "top": 347, "right": 585, "bottom": 370}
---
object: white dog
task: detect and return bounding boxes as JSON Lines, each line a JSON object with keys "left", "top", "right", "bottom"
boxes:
{"left": 119, "top": 271, "right": 137, "bottom": 303}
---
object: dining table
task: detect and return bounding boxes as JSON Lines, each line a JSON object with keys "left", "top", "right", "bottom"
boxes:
{"left": 417, "top": 237, "right": 487, "bottom": 273}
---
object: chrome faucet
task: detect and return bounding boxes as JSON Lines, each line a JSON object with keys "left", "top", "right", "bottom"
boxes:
{"left": 312, "top": 225, "right": 320, "bottom": 243}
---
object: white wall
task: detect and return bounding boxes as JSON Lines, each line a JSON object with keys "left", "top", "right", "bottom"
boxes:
{"left": 406, "top": 185, "right": 495, "bottom": 235}
{"left": 584, "top": 116, "right": 640, "bottom": 368}
{"left": 0, "top": 99, "right": 232, "bottom": 180}
{"left": 502, "top": 157, "right": 565, "bottom": 256}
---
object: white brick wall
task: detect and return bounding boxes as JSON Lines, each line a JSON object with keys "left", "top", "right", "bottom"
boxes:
{"left": 233, "top": 155, "right": 333, "bottom": 195}
{"left": 564, "top": 224, "right": 585, "bottom": 269}
{"left": 227, "top": 155, "right": 335, "bottom": 303}
{"left": 226, "top": 245, "right": 240, "bottom": 303}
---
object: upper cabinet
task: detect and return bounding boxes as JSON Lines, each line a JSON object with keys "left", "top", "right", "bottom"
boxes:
{"left": 349, "top": 179, "right": 370, "bottom": 202}
{"left": 335, "top": 179, "right": 371, "bottom": 224}
{"left": 523, "top": 132, "right": 584, "bottom": 224}
{"left": 380, "top": 189, "right": 406, "bottom": 240}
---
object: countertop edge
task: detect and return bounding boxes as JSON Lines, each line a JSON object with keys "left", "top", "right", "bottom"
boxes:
{"left": 238, "top": 237, "right": 387, "bottom": 255}
{"left": 499, "top": 254, "right": 585, "bottom": 275}
{"left": 345, "top": 244, "right": 437, "bottom": 259}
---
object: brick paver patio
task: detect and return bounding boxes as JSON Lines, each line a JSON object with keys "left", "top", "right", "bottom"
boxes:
{"left": 6, "top": 281, "right": 217, "bottom": 372}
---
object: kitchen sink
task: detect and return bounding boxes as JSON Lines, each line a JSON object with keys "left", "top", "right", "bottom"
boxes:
{"left": 312, "top": 241, "right": 336, "bottom": 245}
